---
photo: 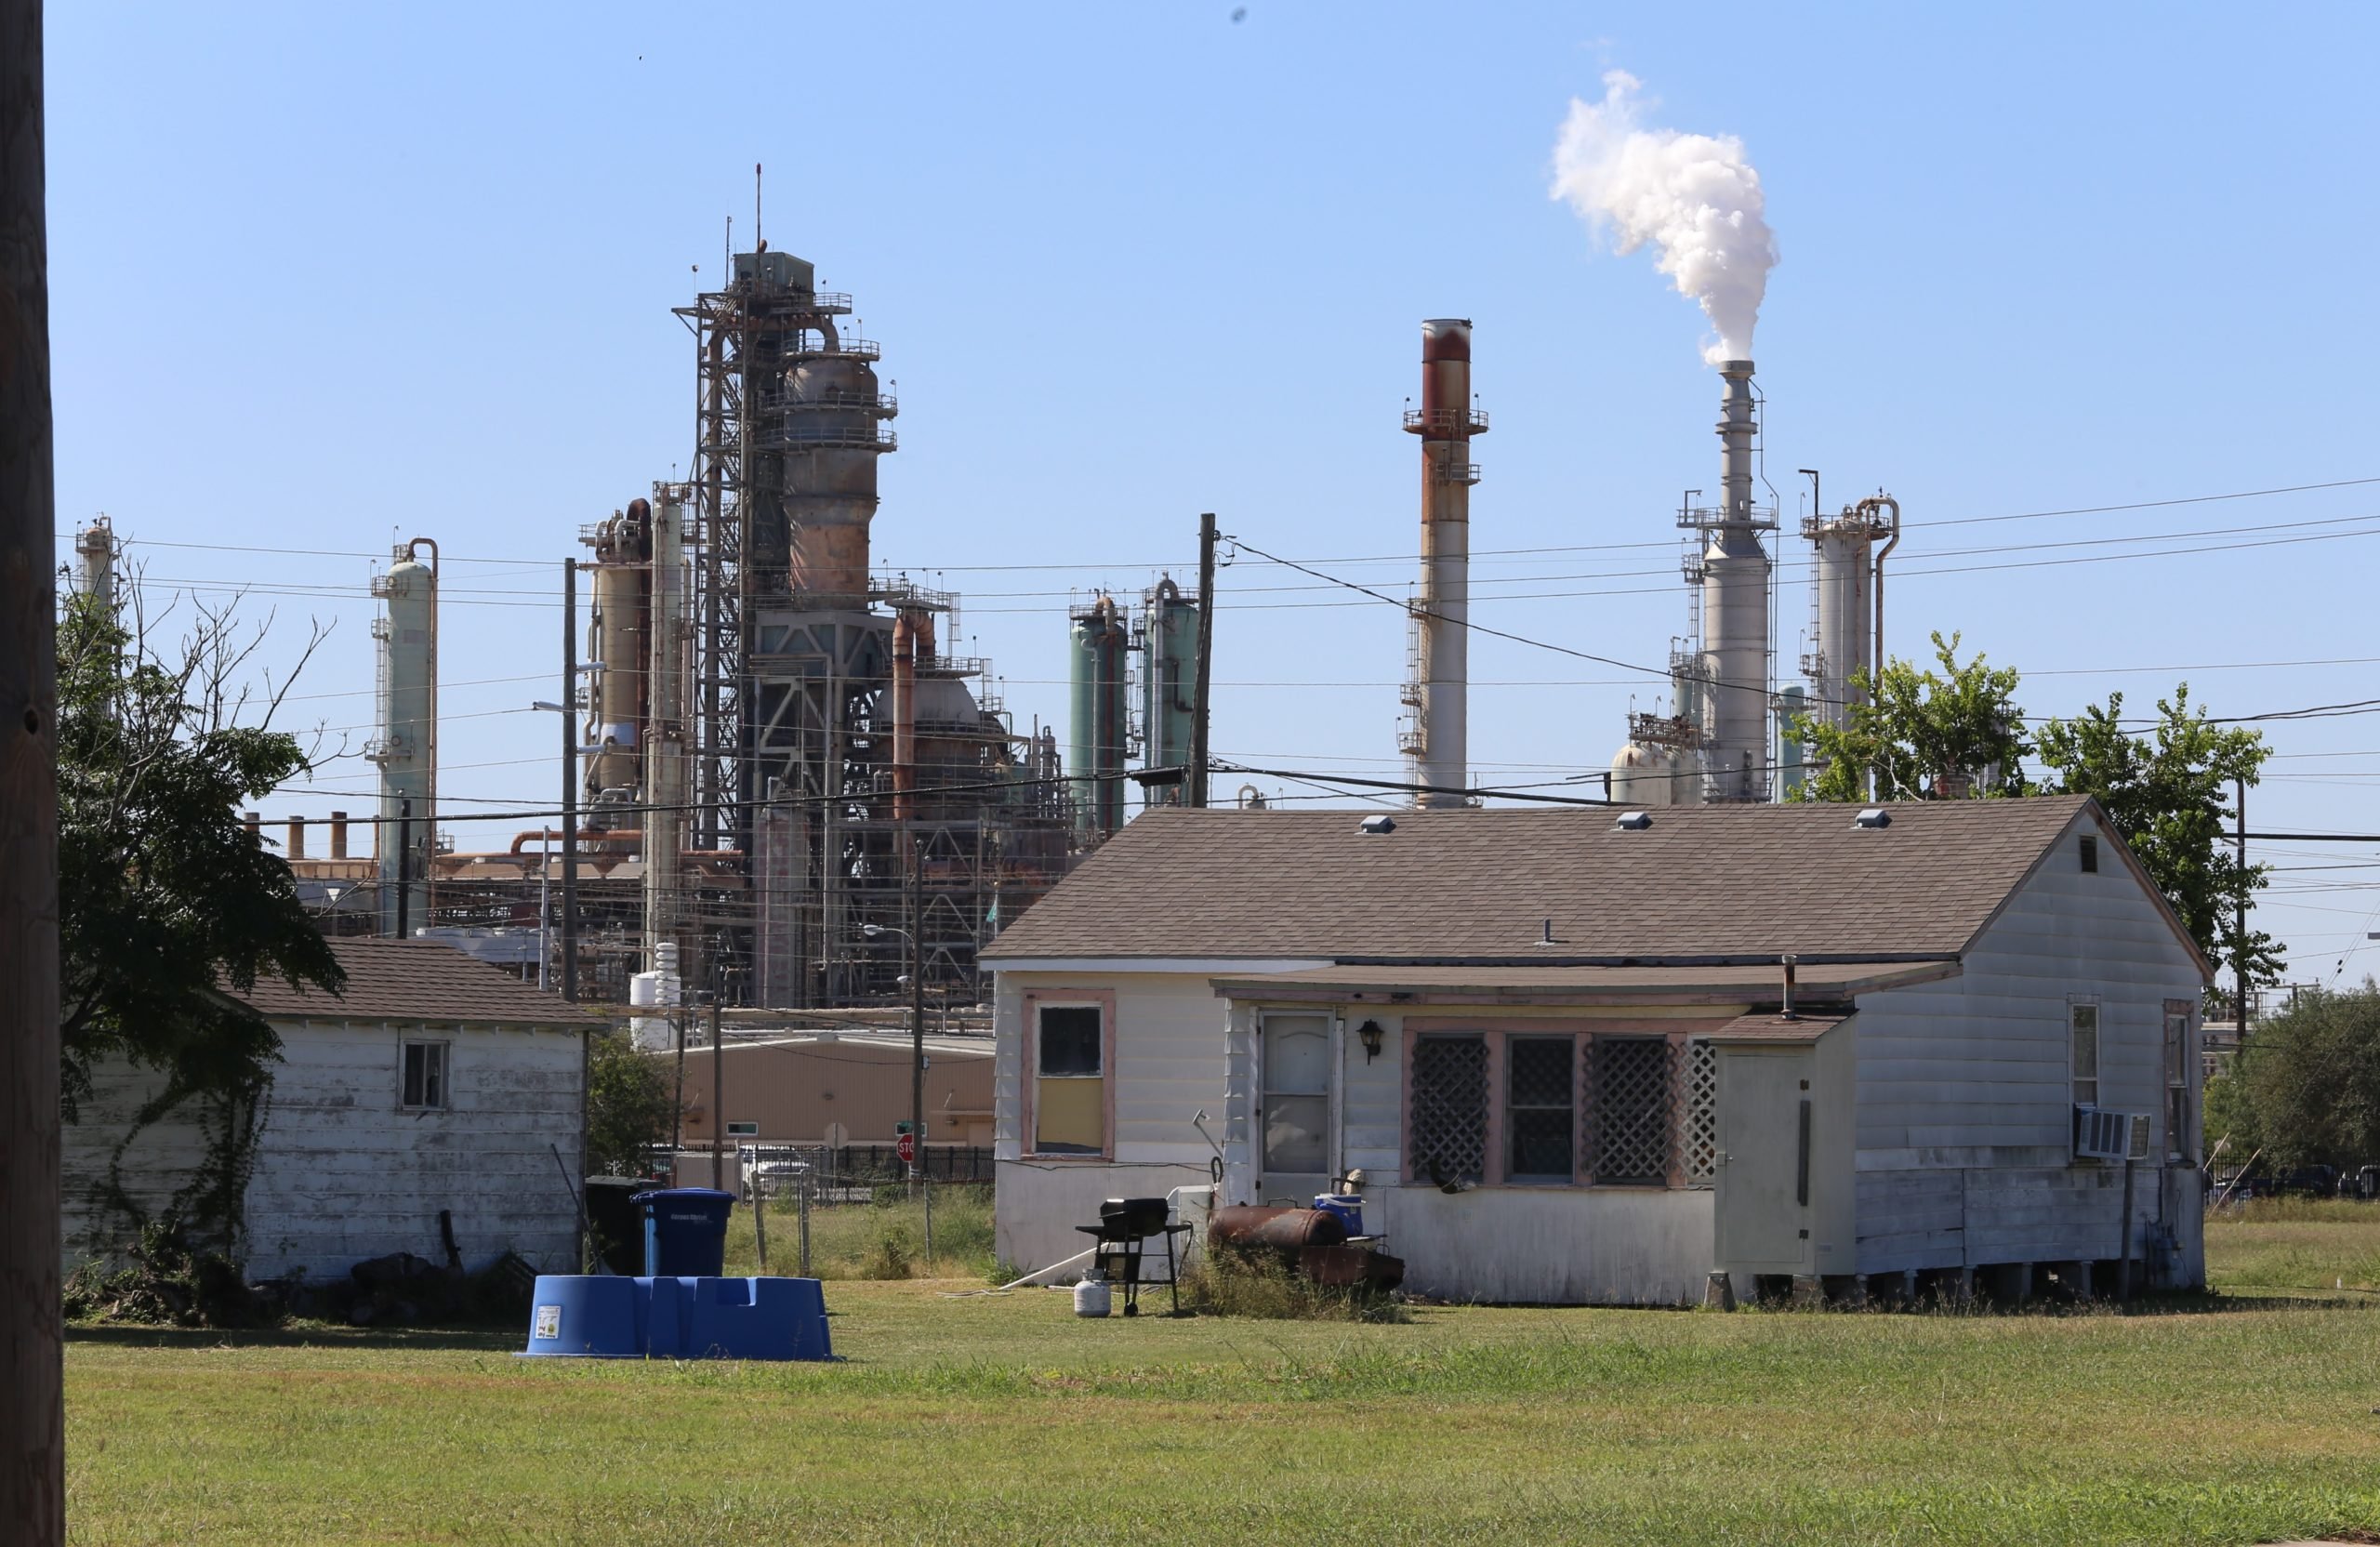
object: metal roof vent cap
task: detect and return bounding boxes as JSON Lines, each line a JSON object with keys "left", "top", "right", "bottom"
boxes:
{"left": 1613, "top": 811, "right": 1653, "bottom": 831}
{"left": 1359, "top": 814, "right": 1397, "bottom": 835}
{"left": 1853, "top": 808, "right": 1892, "bottom": 829}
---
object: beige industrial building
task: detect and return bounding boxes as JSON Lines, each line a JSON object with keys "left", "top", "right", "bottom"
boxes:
{"left": 663, "top": 1030, "right": 995, "bottom": 1149}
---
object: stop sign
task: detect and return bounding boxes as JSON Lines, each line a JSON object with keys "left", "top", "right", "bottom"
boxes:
{"left": 896, "top": 1132, "right": 916, "bottom": 1164}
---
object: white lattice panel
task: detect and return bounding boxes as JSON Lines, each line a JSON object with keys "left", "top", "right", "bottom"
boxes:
{"left": 1593, "top": 1038, "right": 1671, "bottom": 1183}
{"left": 1410, "top": 1036, "right": 1488, "bottom": 1183}
{"left": 1681, "top": 1038, "right": 1718, "bottom": 1185}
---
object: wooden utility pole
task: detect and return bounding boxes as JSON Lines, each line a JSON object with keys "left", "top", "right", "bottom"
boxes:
{"left": 1189, "top": 512, "right": 1217, "bottom": 809}
{"left": 1, "top": 0, "right": 64, "bottom": 1532}
{"left": 2234, "top": 776, "right": 2250, "bottom": 1035}
{"left": 561, "top": 560, "right": 579, "bottom": 1001}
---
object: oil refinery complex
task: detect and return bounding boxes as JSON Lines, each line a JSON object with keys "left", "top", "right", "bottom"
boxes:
{"left": 209, "top": 237, "right": 1900, "bottom": 1013}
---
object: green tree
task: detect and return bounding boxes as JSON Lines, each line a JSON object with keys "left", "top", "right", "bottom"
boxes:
{"left": 1791, "top": 632, "right": 2030, "bottom": 802}
{"left": 585, "top": 1032, "right": 679, "bottom": 1178}
{"left": 2230, "top": 985, "right": 2380, "bottom": 1171}
{"left": 58, "top": 589, "right": 343, "bottom": 1247}
{"left": 2035, "top": 684, "right": 2278, "bottom": 987}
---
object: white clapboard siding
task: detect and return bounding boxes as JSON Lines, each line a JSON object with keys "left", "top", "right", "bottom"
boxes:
{"left": 62, "top": 1017, "right": 584, "bottom": 1280}
{"left": 1851, "top": 812, "right": 2203, "bottom": 1280}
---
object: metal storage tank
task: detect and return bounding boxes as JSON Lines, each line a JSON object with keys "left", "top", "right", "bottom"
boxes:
{"left": 369, "top": 539, "right": 437, "bottom": 935}
{"left": 1607, "top": 740, "right": 1676, "bottom": 808}
{"left": 1140, "top": 577, "right": 1199, "bottom": 806}
{"left": 1067, "top": 598, "right": 1128, "bottom": 836}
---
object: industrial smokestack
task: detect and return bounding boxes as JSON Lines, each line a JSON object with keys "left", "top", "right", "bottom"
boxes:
{"left": 1803, "top": 493, "right": 1899, "bottom": 747}
{"left": 73, "top": 516, "right": 116, "bottom": 612}
{"left": 1699, "top": 360, "right": 1771, "bottom": 801}
{"left": 1403, "top": 319, "right": 1486, "bottom": 809}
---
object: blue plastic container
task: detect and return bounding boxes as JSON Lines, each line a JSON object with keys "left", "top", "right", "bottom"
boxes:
{"left": 1314, "top": 1194, "right": 1365, "bottom": 1238}
{"left": 522, "top": 1274, "right": 834, "bottom": 1361}
{"left": 631, "top": 1187, "right": 735, "bottom": 1276}
{"left": 522, "top": 1275, "right": 643, "bottom": 1358}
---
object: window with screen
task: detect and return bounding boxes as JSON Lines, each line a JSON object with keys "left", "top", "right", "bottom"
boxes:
{"left": 1506, "top": 1037, "right": 1575, "bottom": 1183}
{"left": 2070, "top": 1003, "right": 2100, "bottom": 1107}
{"left": 1033, "top": 1004, "right": 1105, "bottom": 1155}
{"left": 402, "top": 1040, "right": 448, "bottom": 1110}
{"left": 1408, "top": 1034, "right": 1488, "bottom": 1186}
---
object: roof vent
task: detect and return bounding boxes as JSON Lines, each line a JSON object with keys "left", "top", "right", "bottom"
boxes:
{"left": 1613, "top": 811, "right": 1652, "bottom": 830}
{"left": 1359, "top": 814, "right": 1397, "bottom": 835}
{"left": 1852, "top": 809, "right": 1891, "bottom": 829}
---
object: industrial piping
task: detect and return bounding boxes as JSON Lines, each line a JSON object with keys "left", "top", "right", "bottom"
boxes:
{"left": 1403, "top": 319, "right": 1486, "bottom": 809}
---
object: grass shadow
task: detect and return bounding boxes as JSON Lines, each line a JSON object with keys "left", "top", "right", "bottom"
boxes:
{"left": 66, "top": 1320, "right": 524, "bottom": 1352}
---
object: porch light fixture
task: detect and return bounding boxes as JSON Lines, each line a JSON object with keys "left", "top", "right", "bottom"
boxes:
{"left": 1355, "top": 1019, "right": 1386, "bottom": 1062}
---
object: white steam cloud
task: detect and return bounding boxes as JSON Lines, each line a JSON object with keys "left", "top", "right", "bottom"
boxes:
{"left": 1551, "top": 72, "right": 1778, "bottom": 366}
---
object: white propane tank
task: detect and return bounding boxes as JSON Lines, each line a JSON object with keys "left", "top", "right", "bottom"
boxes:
{"left": 1073, "top": 1272, "right": 1111, "bottom": 1318}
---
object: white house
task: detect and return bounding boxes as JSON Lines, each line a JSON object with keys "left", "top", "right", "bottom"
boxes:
{"left": 983, "top": 796, "right": 2210, "bottom": 1305}
{"left": 63, "top": 938, "right": 602, "bottom": 1280}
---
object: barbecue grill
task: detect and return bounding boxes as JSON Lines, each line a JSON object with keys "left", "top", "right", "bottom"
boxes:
{"left": 1073, "top": 1197, "right": 1187, "bottom": 1316}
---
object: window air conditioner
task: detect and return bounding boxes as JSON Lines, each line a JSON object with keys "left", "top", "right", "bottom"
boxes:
{"left": 2073, "top": 1105, "right": 2143, "bottom": 1162}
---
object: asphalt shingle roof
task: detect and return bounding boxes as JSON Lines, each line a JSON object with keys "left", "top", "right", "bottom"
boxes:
{"left": 223, "top": 938, "right": 606, "bottom": 1028}
{"left": 984, "top": 797, "right": 2098, "bottom": 964}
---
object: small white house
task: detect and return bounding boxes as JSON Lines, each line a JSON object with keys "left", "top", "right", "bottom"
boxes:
{"left": 983, "top": 797, "right": 2210, "bottom": 1304}
{"left": 63, "top": 938, "right": 602, "bottom": 1280}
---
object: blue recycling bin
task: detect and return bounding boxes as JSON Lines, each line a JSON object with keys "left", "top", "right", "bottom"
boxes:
{"left": 631, "top": 1188, "right": 734, "bottom": 1277}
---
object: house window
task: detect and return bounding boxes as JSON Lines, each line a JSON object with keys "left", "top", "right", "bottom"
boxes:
{"left": 2164, "top": 1010, "right": 2193, "bottom": 1159}
{"left": 1032, "top": 1003, "right": 1105, "bottom": 1156}
{"left": 402, "top": 1040, "right": 449, "bottom": 1110}
{"left": 1409, "top": 1034, "right": 1488, "bottom": 1185}
{"left": 1507, "top": 1037, "right": 1576, "bottom": 1183}
{"left": 2080, "top": 835, "right": 2099, "bottom": 873}
{"left": 1593, "top": 1038, "right": 1672, "bottom": 1184}
{"left": 2070, "top": 1003, "right": 2100, "bottom": 1107}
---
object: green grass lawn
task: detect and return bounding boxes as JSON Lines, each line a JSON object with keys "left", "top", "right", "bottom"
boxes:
{"left": 61, "top": 1210, "right": 2380, "bottom": 1545}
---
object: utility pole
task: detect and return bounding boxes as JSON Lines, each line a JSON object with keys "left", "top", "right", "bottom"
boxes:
{"left": 1189, "top": 512, "right": 1217, "bottom": 809}
{"left": 561, "top": 560, "right": 579, "bottom": 1001}
{"left": 908, "top": 836, "right": 926, "bottom": 1190}
{"left": 1, "top": 0, "right": 65, "bottom": 1531}
{"left": 2234, "top": 775, "right": 2250, "bottom": 1036}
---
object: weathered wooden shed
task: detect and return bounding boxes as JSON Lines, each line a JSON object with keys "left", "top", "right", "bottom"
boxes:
{"left": 62, "top": 938, "right": 602, "bottom": 1280}
{"left": 983, "top": 796, "right": 2210, "bottom": 1304}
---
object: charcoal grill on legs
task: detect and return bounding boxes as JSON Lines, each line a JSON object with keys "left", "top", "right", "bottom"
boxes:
{"left": 1073, "top": 1197, "right": 1187, "bottom": 1316}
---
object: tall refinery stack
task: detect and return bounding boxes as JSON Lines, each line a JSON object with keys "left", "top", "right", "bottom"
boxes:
{"left": 72, "top": 516, "right": 116, "bottom": 611}
{"left": 1399, "top": 319, "right": 1488, "bottom": 807}
{"left": 368, "top": 538, "right": 437, "bottom": 934}
{"left": 1138, "top": 578, "right": 1199, "bottom": 806}
{"left": 1694, "top": 360, "right": 1775, "bottom": 801}
{"left": 643, "top": 486, "right": 691, "bottom": 972}
{"left": 1801, "top": 493, "right": 1900, "bottom": 758}
{"left": 1067, "top": 596, "right": 1129, "bottom": 835}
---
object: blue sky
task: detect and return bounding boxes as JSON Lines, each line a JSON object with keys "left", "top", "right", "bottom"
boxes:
{"left": 46, "top": 3, "right": 2380, "bottom": 980}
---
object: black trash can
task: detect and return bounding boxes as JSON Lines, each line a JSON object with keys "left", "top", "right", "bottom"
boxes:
{"left": 630, "top": 1188, "right": 735, "bottom": 1276}
{"left": 583, "top": 1177, "right": 644, "bottom": 1276}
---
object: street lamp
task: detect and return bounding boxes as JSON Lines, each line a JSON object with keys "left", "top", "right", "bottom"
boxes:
{"left": 527, "top": 697, "right": 575, "bottom": 999}
{"left": 861, "top": 919, "right": 927, "bottom": 1185}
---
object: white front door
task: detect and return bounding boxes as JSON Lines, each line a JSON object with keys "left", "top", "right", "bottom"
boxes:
{"left": 1258, "top": 1012, "right": 1332, "bottom": 1205}
{"left": 1714, "top": 1049, "right": 1812, "bottom": 1272}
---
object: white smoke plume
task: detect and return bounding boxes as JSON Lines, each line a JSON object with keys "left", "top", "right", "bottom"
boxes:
{"left": 1551, "top": 72, "right": 1778, "bottom": 365}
